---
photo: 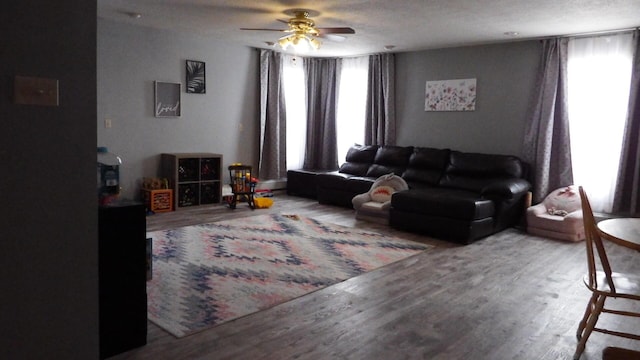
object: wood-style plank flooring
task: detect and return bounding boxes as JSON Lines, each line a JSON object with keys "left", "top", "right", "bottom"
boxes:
{"left": 110, "top": 192, "right": 640, "bottom": 360}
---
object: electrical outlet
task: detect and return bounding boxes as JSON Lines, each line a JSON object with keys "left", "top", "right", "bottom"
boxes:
{"left": 104, "top": 118, "right": 112, "bottom": 128}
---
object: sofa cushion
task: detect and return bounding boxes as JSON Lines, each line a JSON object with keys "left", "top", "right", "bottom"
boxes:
{"left": 286, "top": 169, "right": 322, "bottom": 198}
{"left": 392, "top": 188, "right": 495, "bottom": 221}
{"left": 366, "top": 146, "right": 414, "bottom": 177}
{"left": 344, "top": 176, "right": 377, "bottom": 193}
{"left": 439, "top": 151, "right": 524, "bottom": 192}
{"left": 338, "top": 144, "right": 379, "bottom": 176}
{"left": 346, "top": 144, "right": 379, "bottom": 163}
{"left": 339, "top": 162, "right": 370, "bottom": 176}
{"left": 402, "top": 147, "right": 450, "bottom": 186}
{"left": 481, "top": 178, "right": 531, "bottom": 199}
{"left": 316, "top": 172, "right": 374, "bottom": 194}
{"left": 316, "top": 171, "right": 351, "bottom": 188}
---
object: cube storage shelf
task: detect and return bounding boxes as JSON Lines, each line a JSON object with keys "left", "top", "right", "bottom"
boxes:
{"left": 161, "top": 153, "right": 223, "bottom": 210}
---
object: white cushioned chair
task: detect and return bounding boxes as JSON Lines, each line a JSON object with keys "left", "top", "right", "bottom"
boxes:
{"left": 526, "top": 185, "right": 585, "bottom": 242}
{"left": 352, "top": 173, "right": 408, "bottom": 224}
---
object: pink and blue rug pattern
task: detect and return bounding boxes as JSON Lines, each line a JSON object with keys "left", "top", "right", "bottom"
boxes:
{"left": 146, "top": 214, "right": 430, "bottom": 337}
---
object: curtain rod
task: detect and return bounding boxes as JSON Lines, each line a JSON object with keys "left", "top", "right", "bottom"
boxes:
{"left": 557, "top": 26, "right": 638, "bottom": 40}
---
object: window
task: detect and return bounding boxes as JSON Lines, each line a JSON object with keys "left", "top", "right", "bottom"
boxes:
{"left": 283, "top": 55, "right": 306, "bottom": 170}
{"left": 284, "top": 55, "right": 369, "bottom": 170}
{"left": 567, "top": 32, "right": 634, "bottom": 212}
{"left": 337, "top": 56, "right": 369, "bottom": 163}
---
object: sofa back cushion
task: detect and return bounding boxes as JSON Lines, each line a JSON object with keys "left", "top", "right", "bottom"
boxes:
{"left": 366, "top": 146, "right": 414, "bottom": 178}
{"left": 338, "top": 144, "right": 379, "bottom": 176}
{"left": 439, "top": 151, "right": 524, "bottom": 192}
{"left": 402, "top": 147, "right": 450, "bottom": 186}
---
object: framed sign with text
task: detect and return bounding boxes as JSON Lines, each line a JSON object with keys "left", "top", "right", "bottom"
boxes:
{"left": 154, "top": 81, "right": 181, "bottom": 117}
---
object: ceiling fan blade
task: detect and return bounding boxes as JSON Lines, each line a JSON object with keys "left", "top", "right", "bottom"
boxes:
{"left": 320, "top": 34, "right": 346, "bottom": 42}
{"left": 240, "top": 28, "right": 287, "bottom": 32}
{"left": 317, "top": 27, "right": 355, "bottom": 35}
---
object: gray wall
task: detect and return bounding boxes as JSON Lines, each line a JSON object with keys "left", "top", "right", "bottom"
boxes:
{"left": 98, "top": 21, "right": 541, "bottom": 201}
{"left": 396, "top": 40, "right": 541, "bottom": 157}
{"left": 98, "top": 19, "right": 260, "bottom": 200}
{"left": 1, "top": 1, "right": 99, "bottom": 358}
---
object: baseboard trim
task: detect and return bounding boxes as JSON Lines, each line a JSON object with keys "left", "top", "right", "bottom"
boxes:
{"left": 256, "top": 179, "right": 287, "bottom": 191}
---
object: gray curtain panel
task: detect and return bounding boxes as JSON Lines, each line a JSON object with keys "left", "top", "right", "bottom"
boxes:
{"left": 613, "top": 30, "right": 640, "bottom": 215}
{"left": 365, "top": 53, "right": 396, "bottom": 145}
{"left": 303, "top": 57, "right": 339, "bottom": 170}
{"left": 522, "top": 38, "right": 574, "bottom": 203}
{"left": 258, "top": 50, "right": 287, "bottom": 180}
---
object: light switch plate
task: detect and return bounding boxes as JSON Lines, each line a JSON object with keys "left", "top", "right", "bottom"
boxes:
{"left": 14, "top": 75, "right": 59, "bottom": 106}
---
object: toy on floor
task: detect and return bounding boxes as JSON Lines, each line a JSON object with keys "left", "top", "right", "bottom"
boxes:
{"left": 526, "top": 185, "right": 584, "bottom": 241}
{"left": 227, "top": 164, "right": 258, "bottom": 209}
{"left": 352, "top": 173, "right": 409, "bottom": 224}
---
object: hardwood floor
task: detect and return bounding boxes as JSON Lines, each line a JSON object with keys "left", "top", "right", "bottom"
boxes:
{"left": 111, "top": 193, "right": 640, "bottom": 360}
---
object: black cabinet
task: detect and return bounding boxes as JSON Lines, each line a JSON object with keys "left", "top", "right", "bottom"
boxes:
{"left": 99, "top": 202, "right": 147, "bottom": 359}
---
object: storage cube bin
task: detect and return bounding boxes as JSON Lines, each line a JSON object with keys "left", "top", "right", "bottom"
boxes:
{"left": 142, "top": 189, "right": 173, "bottom": 213}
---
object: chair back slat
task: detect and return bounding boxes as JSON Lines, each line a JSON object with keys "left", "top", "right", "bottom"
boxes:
{"left": 579, "top": 186, "right": 616, "bottom": 293}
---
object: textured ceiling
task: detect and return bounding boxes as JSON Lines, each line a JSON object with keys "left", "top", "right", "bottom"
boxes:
{"left": 97, "top": 0, "right": 640, "bottom": 57}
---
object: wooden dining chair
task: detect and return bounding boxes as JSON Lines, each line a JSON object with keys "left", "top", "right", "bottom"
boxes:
{"left": 573, "top": 187, "right": 640, "bottom": 359}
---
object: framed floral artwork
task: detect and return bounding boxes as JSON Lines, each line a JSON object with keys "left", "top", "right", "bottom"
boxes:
{"left": 425, "top": 78, "right": 476, "bottom": 111}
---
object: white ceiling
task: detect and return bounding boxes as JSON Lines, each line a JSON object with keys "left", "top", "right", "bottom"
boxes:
{"left": 97, "top": 0, "right": 640, "bottom": 57}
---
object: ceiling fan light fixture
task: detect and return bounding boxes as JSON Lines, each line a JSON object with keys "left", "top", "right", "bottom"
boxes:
{"left": 278, "top": 33, "right": 321, "bottom": 51}
{"left": 308, "top": 37, "right": 321, "bottom": 50}
{"left": 242, "top": 8, "right": 351, "bottom": 52}
{"left": 278, "top": 36, "right": 293, "bottom": 49}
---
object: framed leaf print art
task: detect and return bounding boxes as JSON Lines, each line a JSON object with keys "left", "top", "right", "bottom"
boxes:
{"left": 186, "top": 60, "right": 206, "bottom": 94}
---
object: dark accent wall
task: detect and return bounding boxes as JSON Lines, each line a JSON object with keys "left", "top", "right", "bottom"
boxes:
{"left": 396, "top": 41, "right": 542, "bottom": 157}
{"left": 0, "top": 1, "right": 99, "bottom": 358}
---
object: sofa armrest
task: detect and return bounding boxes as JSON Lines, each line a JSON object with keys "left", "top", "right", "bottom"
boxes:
{"left": 378, "top": 200, "right": 392, "bottom": 211}
{"left": 563, "top": 209, "right": 584, "bottom": 224}
{"left": 352, "top": 193, "right": 372, "bottom": 210}
{"left": 526, "top": 203, "right": 548, "bottom": 216}
{"left": 481, "top": 178, "right": 531, "bottom": 199}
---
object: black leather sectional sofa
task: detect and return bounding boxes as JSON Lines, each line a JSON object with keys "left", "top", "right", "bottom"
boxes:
{"left": 287, "top": 145, "right": 531, "bottom": 244}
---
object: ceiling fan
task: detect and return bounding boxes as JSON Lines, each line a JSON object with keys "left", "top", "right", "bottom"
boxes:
{"left": 240, "top": 9, "right": 355, "bottom": 50}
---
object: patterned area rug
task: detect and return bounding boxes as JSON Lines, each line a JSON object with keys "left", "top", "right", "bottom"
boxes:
{"left": 146, "top": 213, "right": 432, "bottom": 338}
